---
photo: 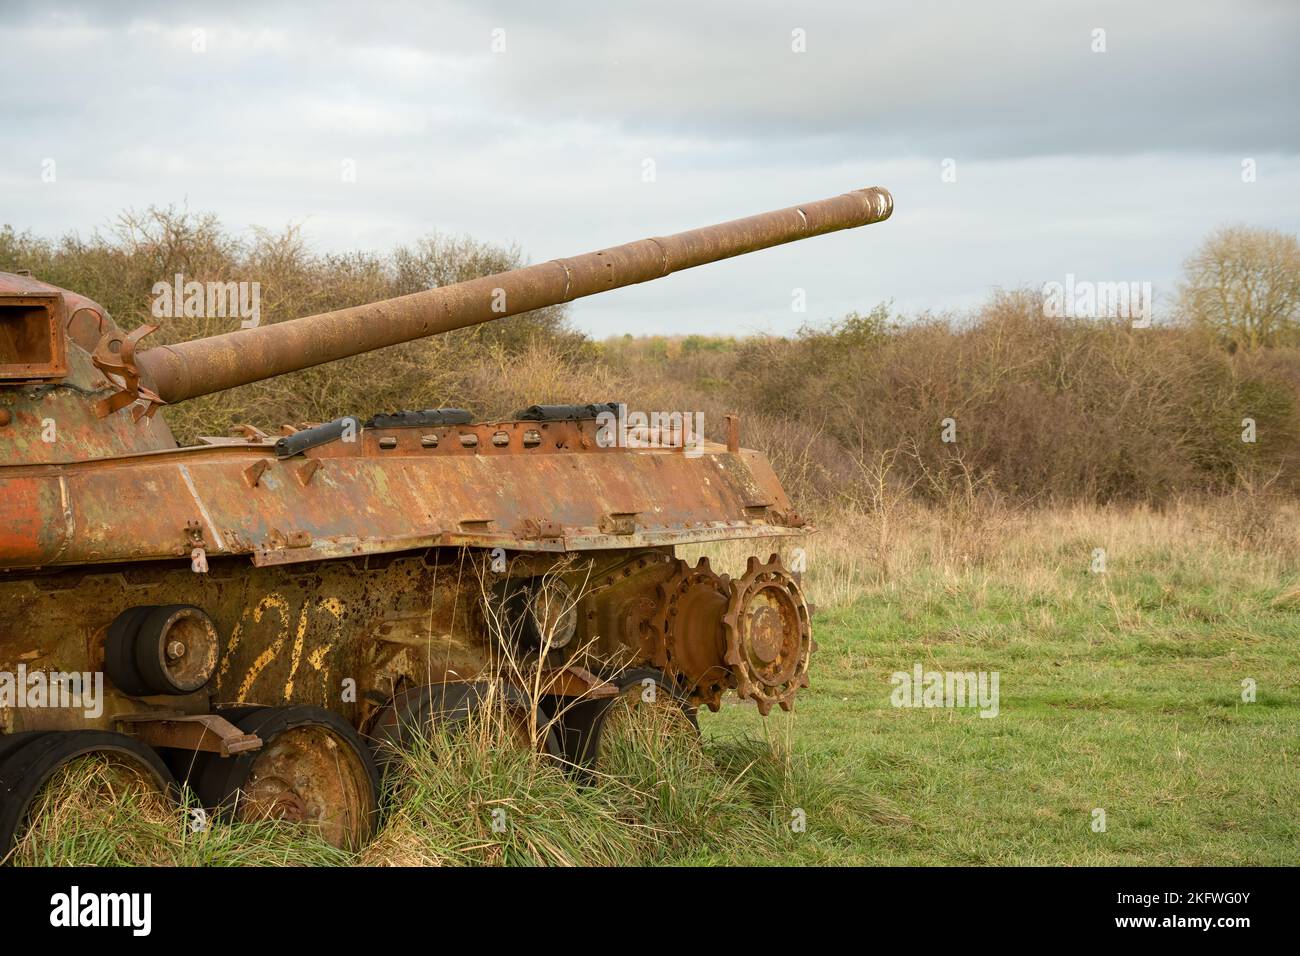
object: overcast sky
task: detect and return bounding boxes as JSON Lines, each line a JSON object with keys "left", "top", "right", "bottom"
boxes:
{"left": 3, "top": 0, "right": 1298, "bottom": 335}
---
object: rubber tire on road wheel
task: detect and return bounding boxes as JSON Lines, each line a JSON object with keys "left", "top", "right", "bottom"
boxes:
{"left": 555, "top": 667, "right": 699, "bottom": 771}
{"left": 0, "top": 730, "right": 175, "bottom": 862}
{"left": 366, "top": 682, "right": 564, "bottom": 772}
{"left": 195, "top": 706, "right": 380, "bottom": 851}
{"left": 104, "top": 606, "right": 157, "bottom": 697}
{"left": 0, "top": 732, "right": 45, "bottom": 767}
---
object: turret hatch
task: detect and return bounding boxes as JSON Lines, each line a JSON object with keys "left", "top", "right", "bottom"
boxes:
{"left": 0, "top": 291, "right": 67, "bottom": 381}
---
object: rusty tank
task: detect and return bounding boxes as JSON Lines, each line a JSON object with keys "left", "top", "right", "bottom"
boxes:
{"left": 0, "top": 186, "right": 894, "bottom": 853}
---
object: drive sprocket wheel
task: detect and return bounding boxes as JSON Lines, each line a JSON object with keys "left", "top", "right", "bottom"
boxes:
{"left": 648, "top": 557, "right": 733, "bottom": 712}
{"left": 722, "top": 554, "right": 812, "bottom": 715}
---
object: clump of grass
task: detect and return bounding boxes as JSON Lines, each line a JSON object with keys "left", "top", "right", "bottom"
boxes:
{"left": 11, "top": 755, "right": 348, "bottom": 867}
{"left": 174, "top": 809, "right": 352, "bottom": 867}
{"left": 718, "top": 727, "right": 911, "bottom": 838}
{"left": 357, "top": 707, "right": 871, "bottom": 867}
{"left": 353, "top": 674, "right": 885, "bottom": 867}
{"left": 363, "top": 717, "right": 639, "bottom": 867}
{"left": 10, "top": 755, "right": 179, "bottom": 866}
{"left": 594, "top": 703, "right": 754, "bottom": 861}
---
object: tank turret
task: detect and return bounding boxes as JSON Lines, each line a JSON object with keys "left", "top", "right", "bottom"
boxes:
{"left": 0, "top": 187, "right": 893, "bottom": 854}
{"left": 0, "top": 187, "right": 891, "bottom": 464}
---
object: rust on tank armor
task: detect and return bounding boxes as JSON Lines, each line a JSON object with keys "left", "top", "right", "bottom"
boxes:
{"left": 0, "top": 187, "right": 893, "bottom": 851}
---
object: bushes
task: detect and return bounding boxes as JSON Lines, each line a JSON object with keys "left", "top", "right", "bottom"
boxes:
{"left": 614, "top": 293, "right": 1300, "bottom": 507}
{"left": 3, "top": 208, "right": 1297, "bottom": 504}
{"left": 0, "top": 207, "right": 578, "bottom": 443}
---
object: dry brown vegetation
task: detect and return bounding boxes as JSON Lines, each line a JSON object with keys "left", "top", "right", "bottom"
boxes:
{"left": 5, "top": 209, "right": 1298, "bottom": 867}
{"left": 2, "top": 206, "right": 1297, "bottom": 513}
{"left": 1180, "top": 225, "right": 1300, "bottom": 351}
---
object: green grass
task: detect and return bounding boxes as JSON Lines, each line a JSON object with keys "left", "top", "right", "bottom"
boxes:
{"left": 12, "top": 502, "right": 1299, "bottom": 866}
{"left": 698, "top": 543, "right": 1300, "bottom": 865}
{"left": 9, "top": 756, "right": 350, "bottom": 867}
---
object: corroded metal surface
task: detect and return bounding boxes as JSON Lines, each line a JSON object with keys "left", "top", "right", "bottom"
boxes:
{"left": 721, "top": 554, "right": 813, "bottom": 715}
{"left": 0, "top": 418, "right": 801, "bottom": 571}
{"left": 0, "top": 274, "right": 177, "bottom": 465}
{"left": 0, "top": 187, "right": 895, "bottom": 748}
{"left": 135, "top": 187, "right": 893, "bottom": 404}
{"left": 0, "top": 546, "right": 690, "bottom": 733}
{"left": 115, "top": 713, "right": 262, "bottom": 756}
{"left": 649, "top": 557, "right": 733, "bottom": 710}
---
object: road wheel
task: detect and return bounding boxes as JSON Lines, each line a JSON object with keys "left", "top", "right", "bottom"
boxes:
{"left": 0, "top": 732, "right": 44, "bottom": 766}
{"left": 366, "top": 681, "right": 562, "bottom": 771}
{"left": 0, "top": 730, "right": 175, "bottom": 863}
{"left": 105, "top": 605, "right": 220, "bottom": 697}
{"left": 195, "top": 706, "right": 379, "bottom": 851}
{"left": 555, "top": 667, "right": 699, "bottom": 772}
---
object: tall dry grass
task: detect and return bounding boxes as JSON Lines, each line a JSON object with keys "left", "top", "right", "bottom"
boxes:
{"left": 687, "top": 493, "right": 1299, "bottom": 619}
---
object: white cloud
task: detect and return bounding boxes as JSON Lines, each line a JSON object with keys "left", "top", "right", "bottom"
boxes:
{"left": 1, "top": 0, "right": 1297, "bottom": 335}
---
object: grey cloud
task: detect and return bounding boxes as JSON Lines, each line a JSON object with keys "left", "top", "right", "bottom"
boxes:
{"left": 1, "top": 0, "right": 1297, "bottom": 337}
{"left": 475, "top": 0, "right": 1300, "bottom": 159}
{"left": 11, "top": 0, "right": 1300, "bottom": 159}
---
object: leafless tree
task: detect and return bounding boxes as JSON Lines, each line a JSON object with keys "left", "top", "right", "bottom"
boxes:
{"left": 1179, "top": 226, "right": 1300, "bottom": 350}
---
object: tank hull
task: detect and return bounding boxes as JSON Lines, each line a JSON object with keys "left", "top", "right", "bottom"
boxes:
{"left": 0, "top": 544, "right": 690, "bottom": 736}
{"left": 0, "top": 186, "right": 889, "bottom": 849}
{"left": 0, "top": 417, "right": 802, "bottom": 571}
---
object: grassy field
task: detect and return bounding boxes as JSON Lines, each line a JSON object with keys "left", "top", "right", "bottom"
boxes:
{"left": 6, "top": 208, "right": 1297, "bottom": 867}
{"left": 11, "top": 500, "right": 1298, "bottom": 867}
{"left": 696, "top": 500, "right": 1300, "bottom": 865}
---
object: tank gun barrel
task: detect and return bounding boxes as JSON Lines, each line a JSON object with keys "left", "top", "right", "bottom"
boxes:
{"left": 135, "top": 187, "right": 893, "bottom": 404}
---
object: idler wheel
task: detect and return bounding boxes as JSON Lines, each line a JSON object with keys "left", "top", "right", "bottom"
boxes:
{"left": 105, "top": 604, "right": 220, "bottom": 696}
{"left": 721, "top": 555, "right": 813, "bottom": 715}
{"left": 195, "top": 706, "right": 379, "bottom": 851}
{"left": 0, "top": 730, "right": 175, "bottom": 863}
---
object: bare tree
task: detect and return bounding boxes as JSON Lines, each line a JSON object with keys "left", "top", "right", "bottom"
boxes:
{"left": 1179, "top": 226, "right": 1300, "bottom": 350}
